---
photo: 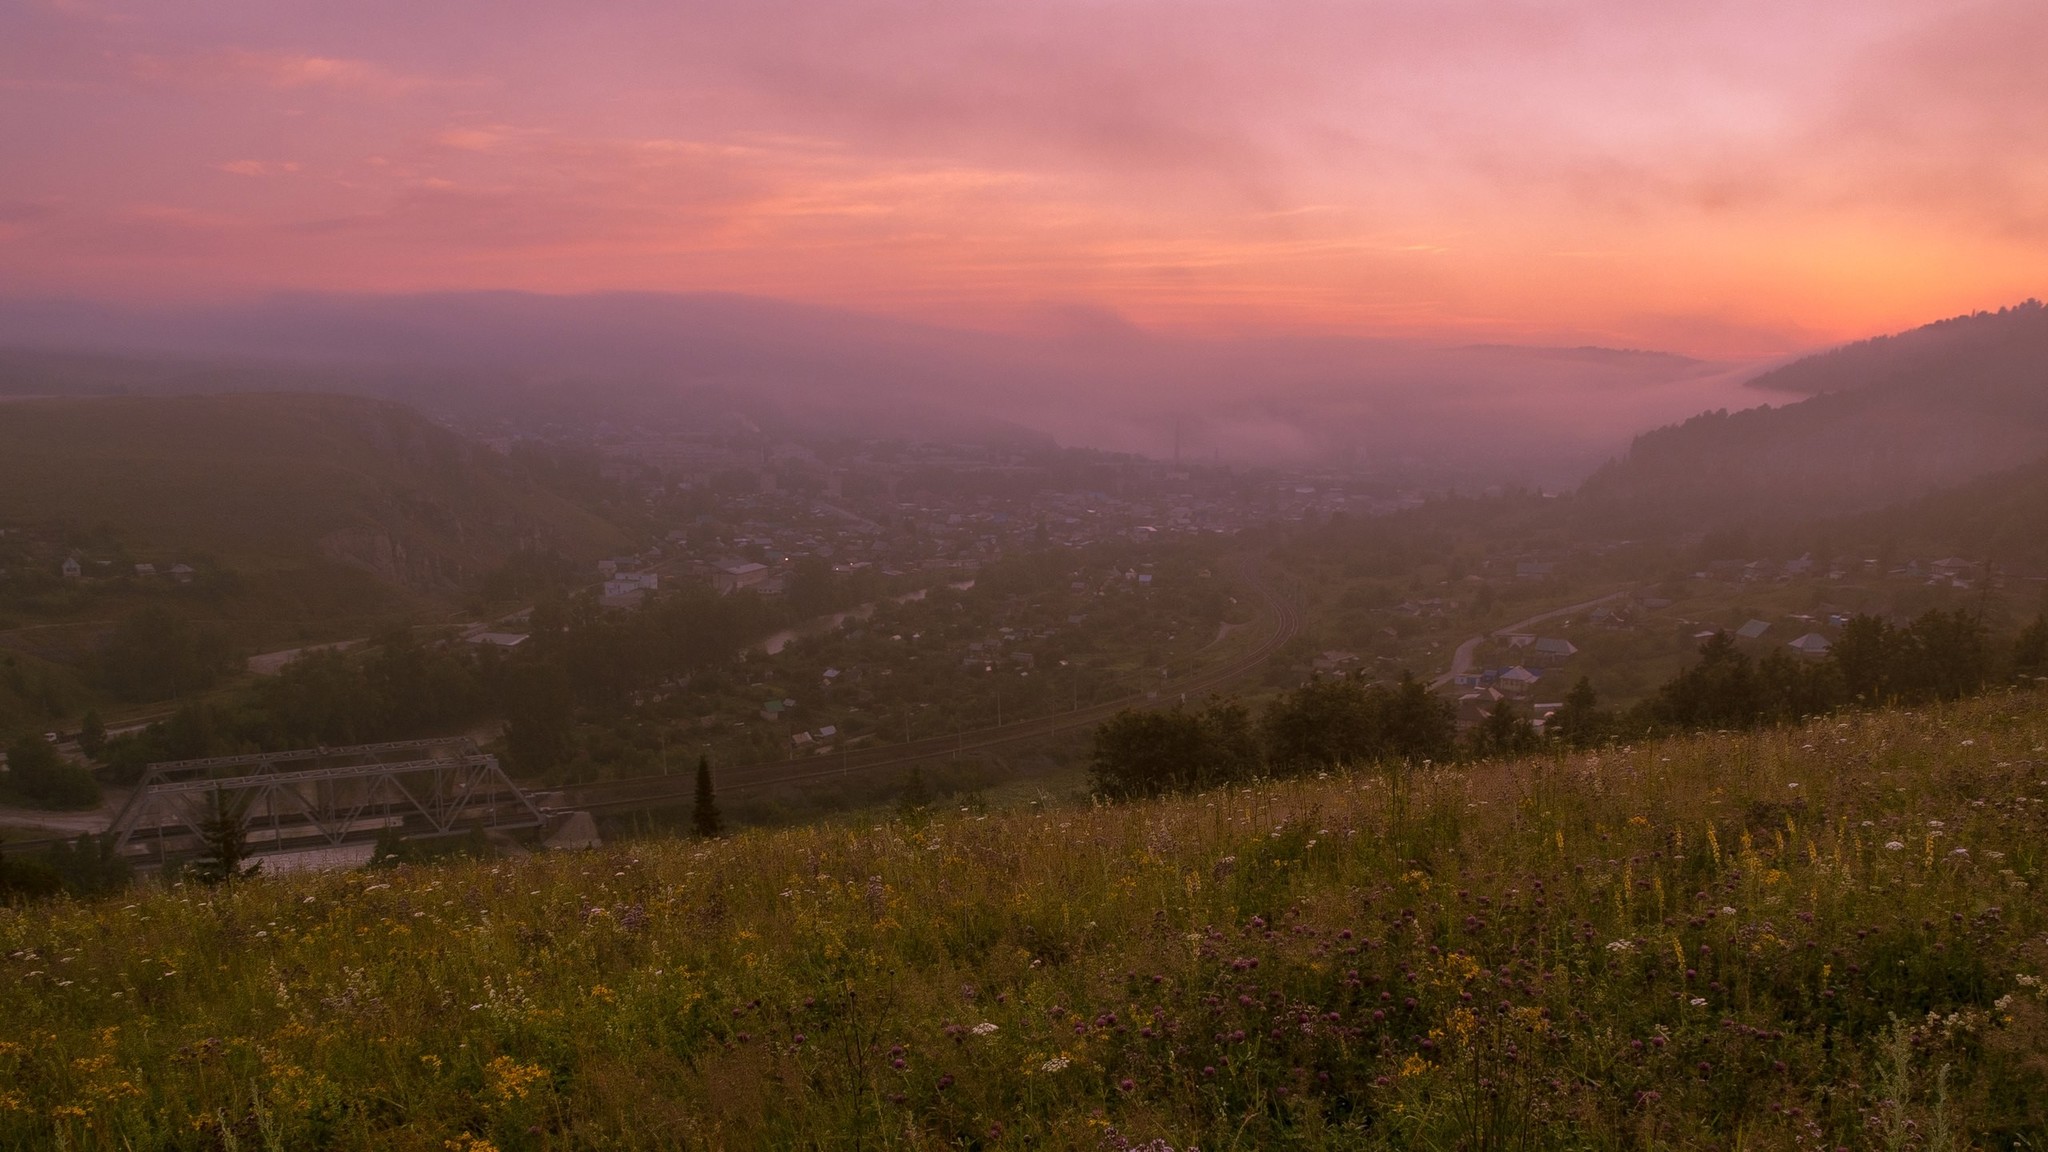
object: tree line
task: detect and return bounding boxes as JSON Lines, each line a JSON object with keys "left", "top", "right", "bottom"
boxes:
{"left": 1091, "top": 608, "right": 2048, "bottom": 798}
{"left": 87, "top": 585, "right": 787, "bottom": 788}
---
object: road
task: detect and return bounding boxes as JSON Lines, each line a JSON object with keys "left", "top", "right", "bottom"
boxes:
{"left": 1432, "top": 588, "right": 1633, "bottom": 689}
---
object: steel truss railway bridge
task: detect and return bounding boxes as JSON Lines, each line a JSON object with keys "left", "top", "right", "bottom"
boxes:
{"left": 103, "top": 739, "right": 546, "bottom": 865}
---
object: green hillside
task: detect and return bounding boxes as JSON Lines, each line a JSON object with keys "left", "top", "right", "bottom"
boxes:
{"left": 1580, "top": 301, "right": 2048, "bottom": 528}
{"left": 5, "top": 693, "right": 2046, "bottom": 1148}
{"left": 1830, "top": 452, "right": 2048, "bottom": 568}
{"left": 0, "top": 392, "right": 626, "bottom": 588}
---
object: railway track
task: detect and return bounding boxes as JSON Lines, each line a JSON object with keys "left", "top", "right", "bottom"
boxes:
{"left": 561, "top": 554, "right": 1304, "bottom": 813}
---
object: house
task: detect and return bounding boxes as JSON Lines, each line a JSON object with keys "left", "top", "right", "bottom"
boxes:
{"left": 1788, "top": 632, "right": 1832, "bottom": 657}
{"left": 134, "top": 563, "right": 157, "bottom": 577}
{"left": 712, "top": 561, "right": 771, "bottom": 594}
{"left": 466, "top": 632, "right": 530, "bottom": 649}
{"left": 1735, "top": 619, "right": 1771, "bottom": 640}
{"left": 170, "top": 563, "right": 195, "bottom": 584}
{"left": 1312, "top": 650, "right": 1360, "bottom": 674}
{"left": 60, "top": 557, "right": 80, "bottom": 579}
{"left": 1455, "top": 687, "right": 1507, "bottom": 730}
{"left": 1497, "top": 666, "right": 1541, "bottom": 694}
{"left": 603, "top": 571, "right": 659, "bottom": 598}
{"left": 1532, "top": 637, "right": 1578, "bottom": 664}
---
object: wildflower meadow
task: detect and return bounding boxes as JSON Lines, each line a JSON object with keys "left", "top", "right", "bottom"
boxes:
{"left": 5, "top": 692, "right": 2048, "bottom": 1149}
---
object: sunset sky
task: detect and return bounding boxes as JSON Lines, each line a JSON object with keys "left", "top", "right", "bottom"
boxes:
{"left": 2, "top": 0, "right": 2043, "bottom": 357}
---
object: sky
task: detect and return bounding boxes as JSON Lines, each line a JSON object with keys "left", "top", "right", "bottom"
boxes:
{"left": 1, "top": 0, "right": 2044, "bottom": 357}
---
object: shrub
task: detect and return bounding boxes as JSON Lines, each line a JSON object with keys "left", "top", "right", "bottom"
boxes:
{"left": 2, "top": 734, "right": 99, "bottom": 809}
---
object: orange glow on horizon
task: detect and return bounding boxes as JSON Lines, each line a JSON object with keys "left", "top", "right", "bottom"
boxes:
{"left": 1, "top": 1, "right": 2043, "bottom": 359}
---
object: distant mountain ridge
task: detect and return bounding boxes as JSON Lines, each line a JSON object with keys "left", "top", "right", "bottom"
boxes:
{"left": 1578, "top": 300, "right": 2048, "bottom": 527}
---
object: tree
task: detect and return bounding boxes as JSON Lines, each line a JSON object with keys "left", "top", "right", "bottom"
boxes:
{"left": 1091, "top": 708, "right": 1211, "bottom": 799}
{"left": 787, "top": 556, "right": 842, "bottom": 619}
{"left": 1089, "top": 700, "right": 1259, "bottom": 800}
{"left": 1647, "top": 632, "right": 1766, "bottom": 729}
{"left": 1904, "top": 609, "right": 1990, "bottom": 702}
{"left": 3, "top": 734, "right": 100, "bottom": 809}
{"left": 502, "top": 663, "right": 576, "bottom": 778}
{"left": 40, "top": 833, "right": 130, "bottom": 897}
{"left": 692, "top": 756, "right": 724, "bottom": 838}
{"left": 1381, "top": 673, "right": 1457, "bottom": 764}
{"left": 1468, "top": 697, "right": 1537, "bottom": 760}
{"left": 189, "top": 788, "right": 260, "bottom": 885}
{"left": 1547, "top": 677, "right": 1608, "bottom": 749}
{"left": 77, "top": 711, "right": 106, "bottom": 761}
{"left": 2016, "top": 614, "right": 2048, "bottom": 681}
{"left": 0, "top": 845, "right": 63, "bottom": 901}
{"left": 98, "top": 607, "right": 233, "bottom": 702}
{"left": 1833, "top": 615, "right": 1906, "bottom": 704}
{"left": 897, "top": 765, "right": 933, "bottom": 823}
{"left": 1262, "top": 679, "right": 1385, "bottom": 773}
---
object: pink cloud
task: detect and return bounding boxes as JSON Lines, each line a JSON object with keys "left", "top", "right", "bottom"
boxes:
{"left": 0, "top": 0, "right": 2040, "bottom": 354}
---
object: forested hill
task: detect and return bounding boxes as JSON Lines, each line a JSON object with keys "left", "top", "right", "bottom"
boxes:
{"left": 0, "top": 392, "right": 626, "bottom": 592}
{"left": 1828, "top": 451, "right": 2048, "bottom": 567}
{"left": 1747, "top": 299, "right": 2048, "bottom": 397}
{"left": 1576, "top": 301, "right": 2048, "bottom": 528}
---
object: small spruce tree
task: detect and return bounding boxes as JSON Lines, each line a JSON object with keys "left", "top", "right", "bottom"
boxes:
{"left": 189, "top": 787, "right": 260, "bottom": 885}
{"left": 898, "top": 765, "right": 933, "bottom": 822}
{"left": 692, "top": 756, "right": 724, "bottom": 838}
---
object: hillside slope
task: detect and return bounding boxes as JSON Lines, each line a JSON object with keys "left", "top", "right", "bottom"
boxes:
{"left": 0, "top": 392, "right": 626, "bottom": 590}
{"left": 1579, "top": 301, "right": 2048, "bottom": 527}
{"left": 1830, "top": 450, "right": 2048, "bottom": 566}
{"left": 4, "top": 694, "right": 2045, "bottom": 1147}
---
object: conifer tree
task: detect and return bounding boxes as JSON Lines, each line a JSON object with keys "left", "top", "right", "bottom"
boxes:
{"left": 190, "top": 787, "right": 260, "bottom": 885}
{"left": 692, "top": 756, "right": 724, "bottom": 838}
{"left": 898, "top": 765, "right": 933, "bottom": 822}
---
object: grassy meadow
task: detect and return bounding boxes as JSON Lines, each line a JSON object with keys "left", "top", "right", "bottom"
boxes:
{"left": 5, "top": 693, "right": 2048, "bottom": 1149}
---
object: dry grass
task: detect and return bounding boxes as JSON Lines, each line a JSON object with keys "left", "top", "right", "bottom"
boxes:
{"left": 5, "top": 692, "right": 2048, "bottom": 1149}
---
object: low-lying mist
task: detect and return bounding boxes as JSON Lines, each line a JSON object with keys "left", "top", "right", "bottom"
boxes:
{"left": 0, "top": 292, "right": 1774, "bottom": 486}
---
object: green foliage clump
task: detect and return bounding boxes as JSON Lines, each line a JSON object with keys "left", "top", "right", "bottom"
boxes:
{"left": 1090, "top": 699, "right": 1259, "bottom": 799}
{"left": 0, "top": 834, "right": 131, "bottom": 902}
{"left": 2, "top": 733, "right": 99, "bottom": 809}
{"left": 96, "top": 606, "right": 234, "bottom": 703}
{"left": 1092, "top": 672, "right": 1457, "bottom": 800}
